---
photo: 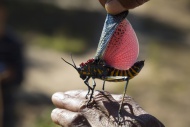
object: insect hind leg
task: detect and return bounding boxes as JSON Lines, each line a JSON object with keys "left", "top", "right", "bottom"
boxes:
{"left": 118, "top": 77, "right": 129, "bottom": 123}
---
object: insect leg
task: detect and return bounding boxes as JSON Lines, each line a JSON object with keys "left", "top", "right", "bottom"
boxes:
{"left": 118, "top": 77, "right": 129, "bottom": 122}
{"left": 84, "top": 76, "right": 92, "bottom": 99}
{"left": 87, "top": 77, "right": 96, "bottom": 106}
{"left": 102, "top": 80, "right": 105, "bottom": 90}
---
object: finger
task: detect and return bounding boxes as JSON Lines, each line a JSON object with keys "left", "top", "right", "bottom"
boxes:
{"left": 98, "top": 0, "right": 107, "bottom": 7}
{"left": 51, "top": 108, "right": 91, "bottom": 127}
{"left": 52, "top": 92, "right": 87, "bottom": 112}
{"left": 105, "top": 0, "right": 149, "bottom": 15}
{"left": 64, "top": 90, "right": 88, "bottom": 98}
{"left": 118, "top": 0, "right": 149, "bottom": 9}
{"left": 105, "top": 0, "right": 127, "bottom": 15}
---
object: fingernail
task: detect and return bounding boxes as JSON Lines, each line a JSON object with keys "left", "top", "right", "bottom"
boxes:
{"left": 52, "top": 92, "right": 65, "bottom": 100}
{"left": 51, "top": 109, "right": 59, "bottom": 124}
{"left": 51, "top": 109, "right": 56, "bottom": 117}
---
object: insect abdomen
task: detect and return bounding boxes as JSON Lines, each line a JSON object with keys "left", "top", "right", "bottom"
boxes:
{"left": 106, "top": 60, "right": 144, "bottom": 81}
{"left": 108, "top": 68, "right": 138, "bottom": 79}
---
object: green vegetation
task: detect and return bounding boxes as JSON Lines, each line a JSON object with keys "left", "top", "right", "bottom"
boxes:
{"left": 30, "top": 34, "right": 87, "bottom": 54}
{"left": 33, "top": 107, "right": 59, "bottom": 127}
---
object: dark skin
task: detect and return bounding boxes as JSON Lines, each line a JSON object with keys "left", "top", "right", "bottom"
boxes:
{"left": 51, "top": 0, "right": 157, "bottom": 127}
{"left": 99, "top": 0, "right": 149, "bottom": 15}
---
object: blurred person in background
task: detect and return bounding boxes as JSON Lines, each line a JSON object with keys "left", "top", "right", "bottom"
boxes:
{"left": 0, "top": 1, "right": 24, "bottom": 127}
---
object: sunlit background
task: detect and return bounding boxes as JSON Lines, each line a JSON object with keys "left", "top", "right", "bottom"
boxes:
{"left": 1, "top": 0, "right": 190, "bottom": 127}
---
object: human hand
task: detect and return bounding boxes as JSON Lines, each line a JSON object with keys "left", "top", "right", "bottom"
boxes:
{"left": 51, "top": 90, "right": 164, "bottom": 127}
{"left": 99, "top": 0, "right": 149, "bottom": 15}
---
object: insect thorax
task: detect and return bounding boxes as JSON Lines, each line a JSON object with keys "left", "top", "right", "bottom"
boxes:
{"left": 78, "top": 59, "right": 108, "bottom": 79}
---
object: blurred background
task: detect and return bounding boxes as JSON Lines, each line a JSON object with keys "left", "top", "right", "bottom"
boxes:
{"left": 0, "top": 0, "right": 190, "bottom": 127}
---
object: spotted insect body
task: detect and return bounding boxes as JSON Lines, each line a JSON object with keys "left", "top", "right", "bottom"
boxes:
{"left": 78, "top": 59, "right": 144, "bottom": 81}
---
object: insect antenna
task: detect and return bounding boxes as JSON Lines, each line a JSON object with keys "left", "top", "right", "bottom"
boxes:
{"left": 61, "top": 57, "right": 77, "bottom": 69}
{"left": 70, "top": 54, "right": 77, "bottom": 68}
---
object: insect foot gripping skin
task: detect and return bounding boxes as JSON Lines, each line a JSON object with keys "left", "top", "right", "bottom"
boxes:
{"left": 61, "top": 11, "right": 144, "bottom": 123}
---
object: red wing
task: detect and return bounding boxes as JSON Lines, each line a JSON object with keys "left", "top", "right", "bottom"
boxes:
{"left": 102, "top": 19, "right": 139, "bottom": 70}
